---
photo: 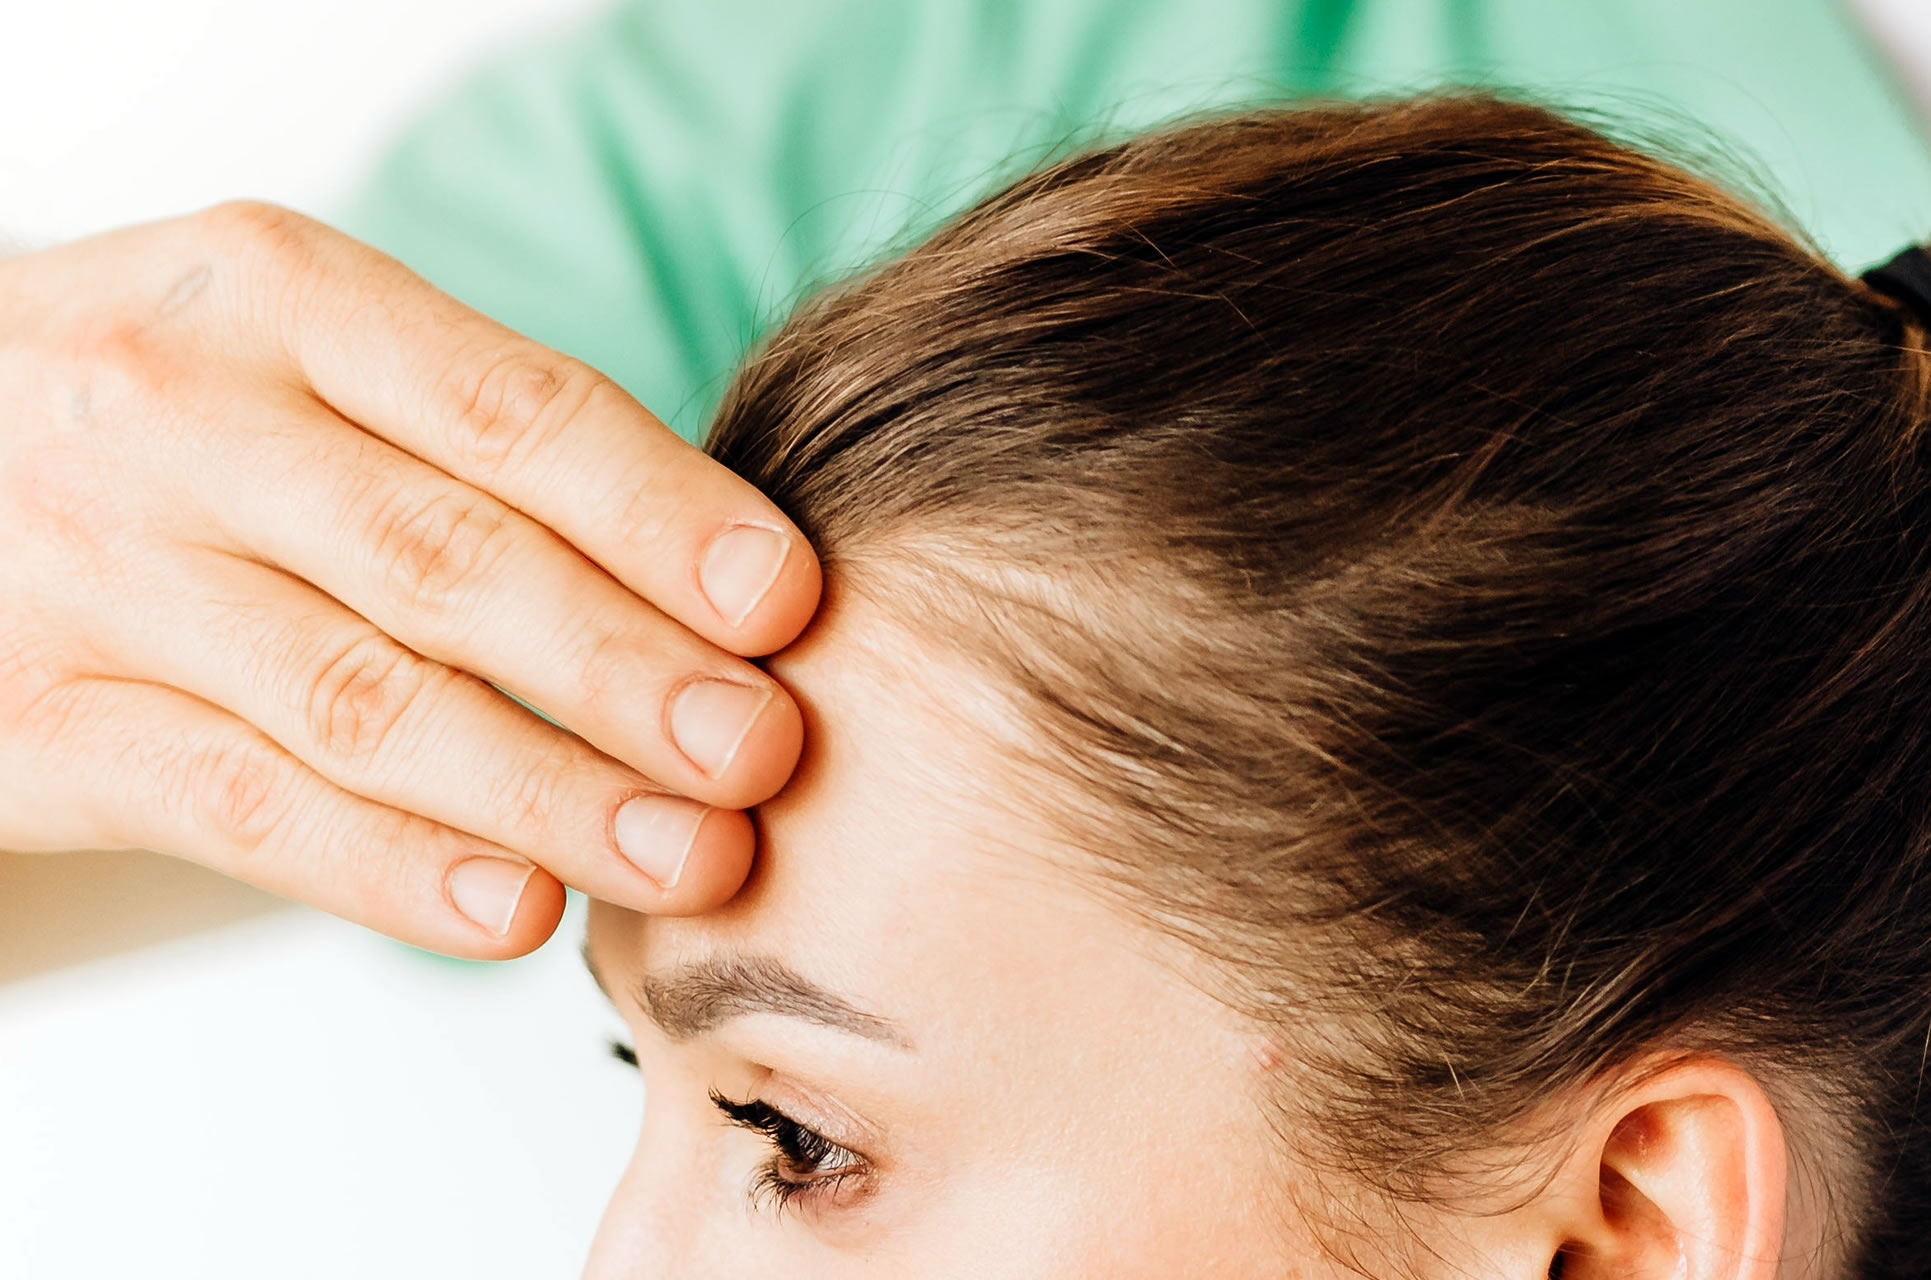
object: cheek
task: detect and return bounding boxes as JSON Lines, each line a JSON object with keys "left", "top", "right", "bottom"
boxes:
{"left": 837, "top": 1164, "right": 1306, "bottom": 1280}
{"left": 928, "top": 1153, "right": 1301, "bottom": 1280}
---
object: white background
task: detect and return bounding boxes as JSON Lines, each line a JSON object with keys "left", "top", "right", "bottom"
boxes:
{"left": 0, "top": 0, "right": 595, "bottom": 247}
{"left": 4, "top": 2, "right": 1931, "bottom": 1279}
{"left": 0, "top": 902, "right": 640, "bottom": 1279}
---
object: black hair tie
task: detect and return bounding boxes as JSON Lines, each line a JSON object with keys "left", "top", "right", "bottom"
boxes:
{"left": 1861, "top": 244, "right": 1931, "bottom": 330}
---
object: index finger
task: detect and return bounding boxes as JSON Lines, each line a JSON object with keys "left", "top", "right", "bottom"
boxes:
{"left": 254, "top": 209, "right": 822, "bottom": 659}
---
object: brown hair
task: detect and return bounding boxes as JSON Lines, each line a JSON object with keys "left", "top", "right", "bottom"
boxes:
{"left": 705, "top": 92, "right": 1931, "bottom": 1275}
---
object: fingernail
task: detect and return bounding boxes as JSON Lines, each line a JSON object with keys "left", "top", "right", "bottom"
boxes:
{"left": 614, "top": 797, "right": 708, "bottom": 889}
{"left": 699, "top": 524, "right": 791, "bottom": 629}
{"left": 447, "top": 857, "right": 536, "bottom": 936}
{"left": 670, "top": 678, "right": 774, "bottom": 780}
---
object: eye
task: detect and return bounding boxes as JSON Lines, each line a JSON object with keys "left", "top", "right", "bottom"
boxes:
{"left": 710, "top": 1090, "right": 872, "bottom": 1215}
{"left": 606, "top": 1041, "right": 872, "bottom": 1215}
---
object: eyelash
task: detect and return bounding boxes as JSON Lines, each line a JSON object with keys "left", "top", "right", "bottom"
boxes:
{"left": 607, "top": 1040, "right": 871, "bottom": 1214}
{"left": 709, "top": 1091, "right": 869, "bottom": 1213}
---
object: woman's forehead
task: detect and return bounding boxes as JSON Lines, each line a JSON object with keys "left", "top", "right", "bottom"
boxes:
{"left": 756, "top": 582, "right": 1052, "bottom": 888}
{"left": 608, "top": 585, "right": 1246, "bottom": 1063}
{"left": 650, "top": 594, "right": 1080, "bottom": 989}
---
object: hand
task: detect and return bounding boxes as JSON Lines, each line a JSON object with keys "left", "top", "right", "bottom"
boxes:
{"left": 0, "top": 203, "right": 820, "bottom": 957}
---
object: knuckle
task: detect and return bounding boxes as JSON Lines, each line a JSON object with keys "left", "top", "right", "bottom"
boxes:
{"left": 573, "top": 626, "right": 642, "bottom": 708}
{"left": 304, "top": 631, "right": 426, "bottom": 764}
{"left": 184, "top": 736, "right": 287, "bottom": 856}
{"left": 193, "top": 200, "right": 317, "bottom": 266}
{"left": 190, "top": 202, "right": 323, "bottom": 338}
{"left": 368, "top": 489, "right": 515, "bottom": 615}
{"left": 448, "top": 351, "right": 604, "bottom": 474}
{"left": 336, "top": 805, "right": 428, "bottom": 916}
{"left": 609, "top": 466, "right": 701, "bottom": 554}
{"left": 0, "top": 635, "right": 73, "bottom": 741}
{"left": 501, "top": 748, "right": 572, "bottom": 834}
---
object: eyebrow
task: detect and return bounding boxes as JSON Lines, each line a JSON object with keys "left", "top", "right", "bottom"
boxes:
{"left": 582, "top": 941, "right": 909, "bottom": 1049}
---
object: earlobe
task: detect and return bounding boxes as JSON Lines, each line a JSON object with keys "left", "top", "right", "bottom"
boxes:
{"left": 1556, "top": 1058, "right": 1788, "bottom": 1280}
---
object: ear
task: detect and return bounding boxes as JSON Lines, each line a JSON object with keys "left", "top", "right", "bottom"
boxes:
{"left": 1495, "top": 1056, "right": 1791, "bottom": 1280}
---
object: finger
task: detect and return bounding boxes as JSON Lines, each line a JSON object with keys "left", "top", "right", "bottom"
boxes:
{"left": 101, "top": 545, "right": 756, "bottom": 912}
{"left": 196, "top": 392, "right": 801, "bottom": 811}
{"left": 25, "top": 675, "right": 566, "bottom": 958}
{"left": 222, "top": 206, "right": 821, "bottom": 657}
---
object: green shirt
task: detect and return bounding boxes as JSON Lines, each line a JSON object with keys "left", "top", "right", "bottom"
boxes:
{"left": 339, "top": 0, "right": 1931, "bottom": 445}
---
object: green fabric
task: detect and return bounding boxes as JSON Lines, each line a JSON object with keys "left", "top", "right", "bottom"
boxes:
{"left": 338, "top": 0, "right": 1931, "bottom": 445}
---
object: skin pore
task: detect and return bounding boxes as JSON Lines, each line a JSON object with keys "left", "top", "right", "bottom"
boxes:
{"left": 579, "top": 580, "right": 1824, "bottom": 1278}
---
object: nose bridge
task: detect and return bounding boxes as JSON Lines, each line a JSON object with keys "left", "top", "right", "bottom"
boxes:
{"left": 581, "top": 1085, "right": 732, "bottom": 1280}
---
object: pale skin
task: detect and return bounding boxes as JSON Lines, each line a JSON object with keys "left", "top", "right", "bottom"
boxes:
{"left": 0, "top": 205, "right": 820, "bottom": 956}
{"left": 583, "top": 582, "right": 1832, "bottom": 1278}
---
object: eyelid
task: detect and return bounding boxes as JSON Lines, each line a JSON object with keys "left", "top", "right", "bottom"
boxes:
{"left": 748, "top": 1074, "right": 885, "bottom": 1160}
{"left": 711, "top": 1091, "right": 852, "bottom": 1161}
{"left": 608, "top": 1033, "right": 884, "bottom": 1163}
